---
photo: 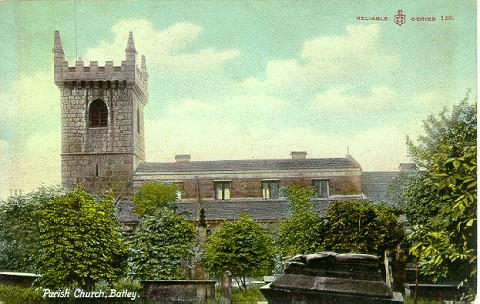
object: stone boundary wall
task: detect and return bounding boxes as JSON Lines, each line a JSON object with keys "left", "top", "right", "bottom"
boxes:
{"left": 0, "top": 272, "right": 39, "bottom": 287}
{"left": 141, "top": 280, "right": 216, "bottom": 303}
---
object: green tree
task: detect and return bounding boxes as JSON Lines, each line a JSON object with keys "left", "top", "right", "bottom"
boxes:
{"left": 132, "top": 182, "right": 179, "bottom": 217}
{"left": 406, "top": 97, "right": 476, "bottom": 170}
{"left": 322, "top": 200, "right": 404, "bottom": 257}
{"left": 405, "top": 98, "right": 476, "bottom": 299}
{"left": 128, "top": 207, "right": 195, "bottom": 280}
{"left": 128, "top": 182, "right": 195, "bottom": 280}
{"left": 0, "top": 186, "right": 66, "bottom": 272}
{"left": 202, "top": 213, "right": 275, "bottom": 291}
{"left": 277, "top": 186, "right": 323, "bottom": 258}
{"left": 36, "top": 188, "right": 128, "bottom": 289}
{"left": 387, "top": 172, "right": 439, "bottom": 226}
{"left": 409, "top": 148, "right": 476, "bottom": 295}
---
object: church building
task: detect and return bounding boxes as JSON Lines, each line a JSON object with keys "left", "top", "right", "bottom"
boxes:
{"left": 53, "top": 31, "right": 413, "bottom": 226}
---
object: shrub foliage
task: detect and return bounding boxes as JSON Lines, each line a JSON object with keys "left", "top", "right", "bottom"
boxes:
{"left": 277, "top": 186, "right": 323, "bottom": 258}
{"left": 36, "top": 187, "right": 128, "bottom": 289}
{"left": 0, "top": 186, "right": 66, "bottom": 272}
{"left": 202, "top": 213, "right": 275, "bottom": 290}
{"left": 322, "top": 200, "right": 405, "bottom": 257}
{"left": 128, "top": 207, "right": 195, "bottom": 280}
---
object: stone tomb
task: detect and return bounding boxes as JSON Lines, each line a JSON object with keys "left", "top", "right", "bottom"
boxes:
{"left": 261, "top": 252, "right": 403, "bottom": 304}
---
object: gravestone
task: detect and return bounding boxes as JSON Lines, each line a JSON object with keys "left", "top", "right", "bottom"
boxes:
{"left": 260, "top": 252, "right": 403, "bottom": 304}
{"left": 219, "top": 270, "right": 232, "bottom": 304}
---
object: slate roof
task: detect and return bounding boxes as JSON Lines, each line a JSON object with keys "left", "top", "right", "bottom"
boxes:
{"left": 115, "top": 197, "right": 364, "bottom": 223}
{"left": 135, "top": 157, "right": 361, "bottom": 174}
{"left": 177, "top": 200, "right": 335, "bottom": 221}
{"left": 361, "top": 172, "right": 399, "bottom": 202}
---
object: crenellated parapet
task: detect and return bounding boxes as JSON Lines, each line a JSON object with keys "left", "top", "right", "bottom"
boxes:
{"left": 53, "top": 31, "right": 148, "bottom": 102}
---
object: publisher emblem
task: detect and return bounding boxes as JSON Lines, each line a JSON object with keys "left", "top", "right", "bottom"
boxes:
{"left": 394, "top": 10, "right": 406, "bottom": 26}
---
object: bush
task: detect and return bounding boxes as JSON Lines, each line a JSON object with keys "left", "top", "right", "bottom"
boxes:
{"left": 0, "top": 186, "right": 66, "bottom": 272}
{"left": 128, "top": 208, "right": 195, "bottom": 280}
{"left": 322, "top": 200, "right": 405, "bottom": 257}
{"left": 278, "top": 186, "right": 323, "bottom": 258}
{"left": 36, "top": 187, "right": 128, "bottom": 289}
{"left": 202, "top": 213, "right": 275, "bottom": 291}
{"left": 0, "top": 285, "right": 45, "bottom": 304}
{"left": 232, "top": 286, "right": 266, "bottom": 303}
{"left": 132, "top": 182, "right": 179, "bottom": 217}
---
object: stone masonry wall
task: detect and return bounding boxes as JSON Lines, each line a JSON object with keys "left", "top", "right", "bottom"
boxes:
{"left": 55, "top": 31, "right": 147, "bottom": 197}
{"left": 62, "top": 153, "right": 134, "bottom": 196}
{"left": 134, "top": 175, "right": 362, "bottom": 200}
{"left": 60, "top": 81, "right": 146, "bottom": 196}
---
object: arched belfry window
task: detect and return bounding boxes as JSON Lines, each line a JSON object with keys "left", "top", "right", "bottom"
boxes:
{"left": 89, "top": 99, "right": 108, "bottom": 127}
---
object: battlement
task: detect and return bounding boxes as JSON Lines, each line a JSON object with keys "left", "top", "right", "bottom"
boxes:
{"left": 53, "top": 31, "right": 148, "bottom": 100}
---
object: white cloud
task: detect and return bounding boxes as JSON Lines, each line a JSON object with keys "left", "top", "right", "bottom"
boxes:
{"left": 145, "top": 95, "right": 293, "bottom": 161}
{"left": 161, "top": 95, "right": 289, "bottom": 124}
{"left": 311, "top": 86, "right": 396, "bottom": 115}
{"left": 15, "top": 72, "right": 58, "bottom": 114}
{"left": 0, "top": 72, "right": 60, "bottom": 137}
{"left": 144, "top": 93, "right": 377, "bottom": 164}
{"left": 2, "top": 130, "right": 61, "bottom": 200}
{"left": 144, "top": 108, "right": 414, "bottom": 171}
{"left": 302, "top": 24, "right": 383, "bottom": 67}
{"left": 0, "top": 72, "right": 61, "bottom": 199}
{"left": 226, "top": 95, "right": 289, "bottom": 112}
{"left": 349, "top": 120, "right": 422, "bottom": 171}
{"left": 406, "top": 91, "right": 454, "bottom": 110}
{"left": 0, "top": 92, "right": 15, "bottom": 136}
{"left": 239, "top": 24, "right": 398, "bottom": 92}
{"left": 164, "top": 98, "right": 216, "bottom": 117}
{"left": 82, "top": 20, "right": 240, "bottom": 72}
{"left": 0, "top": 139, "right": 11, "bottom": 199}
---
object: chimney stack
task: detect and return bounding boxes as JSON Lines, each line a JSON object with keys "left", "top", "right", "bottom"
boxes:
{"left": 175, "top": 154, "right": 191, "bottom": 162}
{"left": 291, "top": 151, "right": 307, "bottom": 160}
{"left": 399, "top": 163, "right": 417, "bottom": 172}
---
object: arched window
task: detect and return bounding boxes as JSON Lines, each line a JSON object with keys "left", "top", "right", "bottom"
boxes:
{"left": 89, "top": 99, "right": 108, "bottom": 127}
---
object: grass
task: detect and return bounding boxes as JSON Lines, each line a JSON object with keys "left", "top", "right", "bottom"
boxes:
{"left": 0, "top": 284, "right": 157, "bottom": 304}
{"left": 404, "top": 296, "right": 469, "bottom": 304}
{"left": 0, "top": 283, "right": 266, "bottom": 303}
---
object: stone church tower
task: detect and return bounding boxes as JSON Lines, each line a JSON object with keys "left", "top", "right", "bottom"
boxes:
{"left": 54, "top": 31, "right": 148, "bottom": 196}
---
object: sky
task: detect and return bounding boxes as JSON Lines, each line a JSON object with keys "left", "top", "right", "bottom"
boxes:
{"left": 0, "top": 0, "right": 476, "bottom": 199}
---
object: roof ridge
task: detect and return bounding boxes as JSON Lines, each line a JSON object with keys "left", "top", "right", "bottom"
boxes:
{"left": 140, "top": 156, "right": 352, "bottom": 164}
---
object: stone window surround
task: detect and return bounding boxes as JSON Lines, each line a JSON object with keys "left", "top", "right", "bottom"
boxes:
{"left": 88, "top": 98, "right": 108, "bottom": 128}
{"left": 214, "top": 180, "right": 231, "bottom": 200}
{"left": 312, "top": 179, "right": 329, "bottom": 198}
{"left": 261, "top": 180, "right": 279, "bottom": 199}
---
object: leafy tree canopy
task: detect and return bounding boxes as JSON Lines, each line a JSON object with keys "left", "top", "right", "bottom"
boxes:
{"left": 277, "top": 186, "right": 323, "bottom": 258}
{"left": 387, "top": 172, "right": 439, "bottom": 226}
{"left": 407, "top": 97, "right": 476, "bottom": 170}
{"left": 36, "top": 187, "right": 128, "bottom": 289}
{"left": 0, "top": 186, "right": 66, "bottom": 272}
{"left": 128, "top": 207, "right": 195, "bottom": 280}
{"left": 132, "top": 182, "right": 179, "bottom": 217}
{"left": 202, "top": 213, "right": 275, "bottom": 291}
{"left": 322, "top": 200, "right": 405, "bottom": 257}
{"left": 405, "top": 98, "right": 476, "bottom": 299}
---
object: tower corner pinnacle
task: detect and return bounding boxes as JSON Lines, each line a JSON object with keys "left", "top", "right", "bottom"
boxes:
{"left": 53, "top": 30, "right": 65, "bottom": 58}
{"left": 125, "top": 31, "right": 137, "bottom": 57}
{"left": 141, "top": 54, "right": 148, "bottom": 77}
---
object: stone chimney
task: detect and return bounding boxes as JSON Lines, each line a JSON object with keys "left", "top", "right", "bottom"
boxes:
{"left": 291, "top": 151, "right": 307, "bottom": 160}
{"left": 175, "top": 154, "right": 191, "bottom": 162}
{"left": 399, "top": 163, "right": 417, "bottom": 172}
